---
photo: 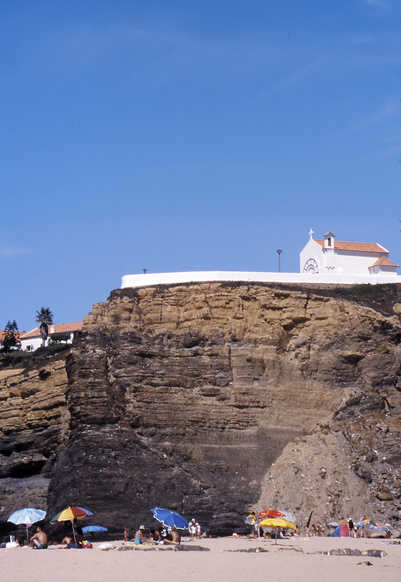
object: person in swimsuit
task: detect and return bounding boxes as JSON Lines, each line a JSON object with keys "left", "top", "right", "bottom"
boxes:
{"left": 30, "top": 526, "right": 48, "bottom": 549}
{"left": 153, "top": 528, "right": 162, "bottom": 542}
{"left": 162, "top": 526, "right": 181, "bottom": 545}
{"left": 134, "top": 525, "right": 145, "bottom": 545}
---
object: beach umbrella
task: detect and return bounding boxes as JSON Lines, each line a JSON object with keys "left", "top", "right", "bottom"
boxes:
{"left": 7, "top": 508, "right": 46, "bottom": 544}
{"left": 245, "top": 515, "right": 256, "bottom": 525}
{"left": 81, "top": 525, "right": 108, "bottom": 535}
{"left": 247, "top": 510, "right": 296, "bottom": 525}
{"left": 258, "top": 509, "right": 287, "bottom": 519}
{"left": 273, "top": 511, "right": 295, "bottom": 523}
{"left": 259, "top": 517, "right": 296, "bottom": 544}
{"left": 50, "top": 506, "right": 92, "bottom": 523}
{"left": 51, "top": 506, "right": 93, "bottom": 547}
{"left": 151, "top": 507, "right": 189, "bottom": 530}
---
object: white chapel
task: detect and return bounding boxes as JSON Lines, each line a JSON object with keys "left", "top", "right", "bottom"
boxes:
{"left": 122, "top": 229, "right": 400, "bottom": 290}
{"left": 299, "top": 229, "right": 399, "bottom": 276}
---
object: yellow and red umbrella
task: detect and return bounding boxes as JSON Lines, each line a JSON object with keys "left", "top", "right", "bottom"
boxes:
{"left": 259, "top": 517, "right": 296, "bottom": 544}
{"left": 51, "top": 507, "right": 93, "bottom": 547}
{"left": 51, "top": 506, "right": 92, "bottom": 523}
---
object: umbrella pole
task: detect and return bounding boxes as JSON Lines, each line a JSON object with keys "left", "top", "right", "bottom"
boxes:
{"left": 256, "top": 508, "right": 260, "bottom": 540}
{"left": 72, "top": 521, "right": 77, "bottom": 547}
{"left": 26, "top": 524, "right": 29, "bottom": 546}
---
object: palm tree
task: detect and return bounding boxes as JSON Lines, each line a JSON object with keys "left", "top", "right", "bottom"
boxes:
{"left": 35, "top": 307, "right": 54, "bottom": 347}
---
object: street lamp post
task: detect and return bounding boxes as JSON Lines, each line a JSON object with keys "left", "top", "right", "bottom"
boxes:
{"left": 276, "top": 250, "right": 282, "bottom": 273}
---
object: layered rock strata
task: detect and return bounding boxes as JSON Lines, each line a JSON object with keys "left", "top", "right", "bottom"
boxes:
{"left": 1, "top": 282, "right": 400, "bottom": 535}
{"left": 0, "top": 356, "right": 69, "bottom": 522}
{"left": 49, "top": 283, "right": 401, "bottom": 533}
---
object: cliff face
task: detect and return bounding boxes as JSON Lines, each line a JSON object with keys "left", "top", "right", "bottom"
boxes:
{"left": 0, "top": 356, "right": 69, "bottom": 522}
{"left": 1, "top": 283, "right": 401, "bottom": 535}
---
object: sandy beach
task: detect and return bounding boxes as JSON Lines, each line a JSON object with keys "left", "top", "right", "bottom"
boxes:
{"left": 0, "top": 535, "right": 400, "bottom": 582}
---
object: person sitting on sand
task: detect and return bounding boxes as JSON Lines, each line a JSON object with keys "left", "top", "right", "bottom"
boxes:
{"left": 62, "top": 526, "right": 84, "bottom": 548}
{"left": 124, "top": 528, "right": 130, "bottom": 542}
{"left": 154, "top": 528, "right": 162, "bottom": 542}
{"left": 30, "top": 526, "right": 48, "bottom": 549}
{"left": 162, "top": 526, "right": 181, "bottom": 545}
{"left": 134, "top": 525, "right": 145, "bottom": 545}
{"left": 0, "top": 537, "right": 24, "bottom": 548}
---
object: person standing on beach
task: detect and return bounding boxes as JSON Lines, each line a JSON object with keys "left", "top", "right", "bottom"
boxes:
{"left": 348, "top": 519, "right": 354, "bottom": 537}
{"left": 190, "top": 519, "right": 196, "bottom": 540}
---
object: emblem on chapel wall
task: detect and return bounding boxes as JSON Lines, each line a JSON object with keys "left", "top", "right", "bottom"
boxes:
{"left": 303, "top": 258, "right": 319, "bottom": 274}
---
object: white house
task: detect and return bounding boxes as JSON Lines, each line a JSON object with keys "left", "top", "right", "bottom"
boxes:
{"left": 299, "top": 229, "right": 399, "bottom": 276}
{"left": 20, "top": 322, "right": 83, "bottom": 352}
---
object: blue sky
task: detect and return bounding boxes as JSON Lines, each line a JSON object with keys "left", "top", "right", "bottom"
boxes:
{"left": 1, "top": 0, "right": 400, "bottom": 332}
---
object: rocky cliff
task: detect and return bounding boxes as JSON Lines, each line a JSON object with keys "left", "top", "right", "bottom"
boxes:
{"left": 1, "top": 282, "right": 400, "bottom": 536}
{"left": 0, "top": 356, "right": 69, "bottom": 523}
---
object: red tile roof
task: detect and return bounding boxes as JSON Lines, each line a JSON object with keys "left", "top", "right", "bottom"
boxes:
{"left": 315, "top": 240, "right": 388, "bottom": 253}
{"left": 370, "top": 257, "right": 399, "bottom": 268}
{"left": 20, "top": 322, "right": 83, "bottom": 340}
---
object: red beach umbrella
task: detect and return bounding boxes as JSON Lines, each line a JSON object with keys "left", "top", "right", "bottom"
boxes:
{"left": 258, "top": 509, "right": 287, "bottom": 519}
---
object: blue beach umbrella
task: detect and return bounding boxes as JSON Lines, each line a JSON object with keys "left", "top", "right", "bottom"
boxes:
{"left": 151, "top": 507, "right": 189, "bottom": 530}
{"left": 82, "top": 525, "right": 108, "bottom": 534}
{"left": 7, "top": 508, "right": 46, "bottom": 544}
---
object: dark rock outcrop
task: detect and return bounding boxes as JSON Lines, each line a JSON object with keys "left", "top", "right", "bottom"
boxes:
{"left": 1, "top": 282, "right": 400, "bottom": 536}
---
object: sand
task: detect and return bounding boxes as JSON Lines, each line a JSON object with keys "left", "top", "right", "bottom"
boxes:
{"left": 0, "top": 536, "right": 400, "bottom": 582}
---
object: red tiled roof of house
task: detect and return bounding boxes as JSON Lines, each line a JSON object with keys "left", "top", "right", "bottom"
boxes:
{"left": 53, "top": 322, "right": 83, "bottom": 334}
{"left": 315, "top": 240, "right": 388, "bottom": 253}
{"left": 20, "top": 322, "right": 83, "bottom": 340}
{"left": 370, "top": 256, "right": 399, "bottom": 268}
